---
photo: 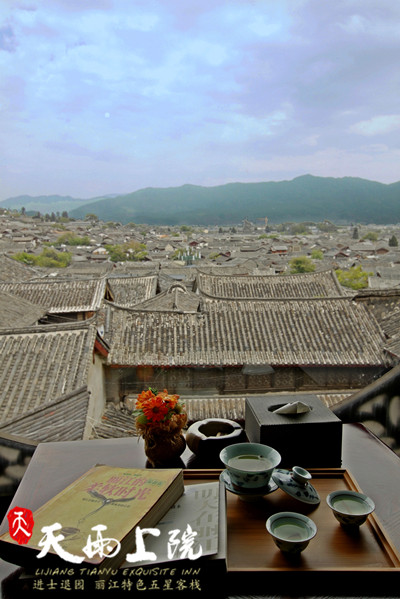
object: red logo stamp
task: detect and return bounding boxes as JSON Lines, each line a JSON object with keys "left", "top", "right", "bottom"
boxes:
{"left": 7, "top": 507, "right": 34, "bottom": 545}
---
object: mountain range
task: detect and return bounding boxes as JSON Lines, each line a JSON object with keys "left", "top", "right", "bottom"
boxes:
{"left": 2, "top": 175, "right": 400, "bottom": 225}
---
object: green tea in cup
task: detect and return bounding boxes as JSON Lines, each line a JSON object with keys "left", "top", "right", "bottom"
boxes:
{"left": 227, "top": 454, "right": 273, "bottom": 472}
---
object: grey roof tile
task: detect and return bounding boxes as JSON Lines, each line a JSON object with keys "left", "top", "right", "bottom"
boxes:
{"left": 0, "top": 291, "right": 47, "bottom": 328}
{"left": 0, "top": 253, "right": 38, "bottom": 283}
{"left": 107, "top": 274, "right": 158, "bottom": 308}
{"left": 0, "top": 278, "right": 108, "bottom": 313}
{"left": 106, "top": 297, "right": 390, "bottom": 368}
{"left": 0, "top": 324, "right": 97, "bottom": 422}
{"left": 195, "top": 268, "right": 346, "bottom": 299}
{"left": 0, "top": 387, "right": 91, "bottom": 442}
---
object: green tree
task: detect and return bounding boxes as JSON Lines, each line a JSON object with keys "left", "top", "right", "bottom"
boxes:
{"left": 289, "top": 223, "right": 307, "bottom": 235}
{"left": 316, "top": 221, "right": 337, "bottom": 232}
{"left": 12, "top": 248, "right": 71, "bottom": 268}
{"left": 311, "top": 249, "right": 323, "bottom": 260}
{"left": 335, "top": 266, "right": 372, "bottom": 290}
{"left": 105, "top": 241, "right": 147, "bottom": 262}
{"left": 125, "top": 240, "right": 148, "bottom": 261}
{"left": 105, "top": 244, "right": 127, "bottom": 262}
{"left": 389, "top": 235, "right": 398, "bottom": 247}
{"left": 289, "top": 256, "right": 315, "bottom": 274}
{"left": 85, "top": 213, "right": 99, "bottom": 222}
{"left": 54, "top": 232, "right": 91, "bottom": 246}
{"left": 362, "top": 231, "right": 378, "bottom": 241}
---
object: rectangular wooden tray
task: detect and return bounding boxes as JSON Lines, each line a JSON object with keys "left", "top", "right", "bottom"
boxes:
{"left": 184, "top": 468, "right": 400, "bottom": 595}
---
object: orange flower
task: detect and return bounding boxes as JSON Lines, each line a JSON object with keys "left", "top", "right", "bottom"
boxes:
{"left": 136, "top": 388, "right": 155, "bottom": 409}
{"left": 135, "top": 388, "right": 186, "bottom": 431}
{"left": 142, "top": 395, "right": 170, "bottom": 423}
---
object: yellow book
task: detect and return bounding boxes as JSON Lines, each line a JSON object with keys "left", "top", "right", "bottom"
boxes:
{"left": 0, "top": 465, "right": 184, "bottom": 568}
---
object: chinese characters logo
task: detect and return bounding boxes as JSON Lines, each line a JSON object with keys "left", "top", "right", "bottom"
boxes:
{"left": 7, "top": 507, "right": 34, "bottom": 545}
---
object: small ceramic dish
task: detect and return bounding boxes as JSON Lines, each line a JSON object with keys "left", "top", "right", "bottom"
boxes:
{"left": 220, "top": 469, "right": 278, "bottom": 500}
{"left": 266, "top": 511, "right": 317, "bottom": 554}
{"left": 272, "top": 466, "right": 320, "bottom": 504}
{"left": 326, "top": 490, "right": 375, "bottom": 527}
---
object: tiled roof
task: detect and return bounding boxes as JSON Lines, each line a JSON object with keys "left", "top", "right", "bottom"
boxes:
{"left": 129, "top": 283, "right": 200, "bottom": 313}
{"left": 106, "top": 297, "right": 390, "bottom": 368}
{"left": 89, "top": 403, "right": 136, "bottom": 439}
{"left": 0, "top": 323, "right": 97, "bottom": 422}
{"left": 0, "top": 277, "right": 108, "bottom": 313}
{"left": 107, "top": 274, "right": 158, "bottom": 308}
{"left": 195, "top": 268, "right": 346, "bottom": 299}
{"left": 0, "top": 253, "right": 38, "bottom": 282}
{"left": 57, "top": 262, "right": 114, "bottom": 277}
{"left": 0, "top": 291, "right": 47, "bottom": 328}
{"left": 0, "top": 387, "right": 91, "bottom": 442}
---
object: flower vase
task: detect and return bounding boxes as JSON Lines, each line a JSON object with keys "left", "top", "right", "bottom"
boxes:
{"left": 143, "top": 428, "right": 187, "bottom": 467}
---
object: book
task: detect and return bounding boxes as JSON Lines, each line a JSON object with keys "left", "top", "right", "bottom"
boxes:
{"left": 0, "top": 465, "right": 184, "bottom": 570}
{"left": 130, "top": 481, "right": 224, "bottom": 565}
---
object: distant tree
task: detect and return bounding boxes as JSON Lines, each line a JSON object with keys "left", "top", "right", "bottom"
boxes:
{"left": 85, "top": 213, "right": 99, "bottom": 222}
{"left": 54, "top": 232, "right": 91, "bottom": 246}
{"left": 362, "top": 231, "right": 378, "bottom": 241}
{"left": 311, "top": 249, "right": 323, "bottom": 260}
{"left": 317, "top": 221, "right": 337, "bottom": 232}
{"left": 105, "top": 241, "right": 147, "bottom": 262}
{"left": 288, "top": 256, "right": 315, "bottom": 273}
{"left": 61, "top": 211, "right": 69, "bottom": 219}
{"left": 12, "top": 248, "right": 71, "bottom": 268}
{"left": 352, "top": 227, "right": 359, "bottom": 239}
{"left": 289, "top": 223, "right": 307, "bottom": 235}
{"left": 125, "top": 240, "right": 147, "bottom": 261}
{"left": 389, "top": 235, "right": 398, "bottom": 247}
{"left": 21, "top": 206, "right": 26, "bottom": 216}
{"left": 104, "top": 244, "right": 127, "bottom": 262}
{"left": 335, "top": 265, "right": 372, "bottom": 290}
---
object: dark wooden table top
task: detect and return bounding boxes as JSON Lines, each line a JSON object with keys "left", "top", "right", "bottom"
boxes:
{"left": 0, "top": 423, "right": 399, "bottom": 597}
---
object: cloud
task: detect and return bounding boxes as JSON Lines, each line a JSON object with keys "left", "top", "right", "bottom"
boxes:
{"left": 1, "top": 1, "right": 400, "bottom": 201}
{"left": 350, "top": 115, "right": 400, "bottom": 136}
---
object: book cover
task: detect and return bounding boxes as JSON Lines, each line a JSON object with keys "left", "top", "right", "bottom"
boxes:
{"left": 0, "top": 465, "right": 184, "bottom": 568}
{"left": 131, "top": 481, "right": 223, "bottom": 565}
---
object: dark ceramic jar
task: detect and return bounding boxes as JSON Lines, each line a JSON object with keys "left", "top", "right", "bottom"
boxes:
{"left": 186, "top": 418, "right": 246, "bottom": 457}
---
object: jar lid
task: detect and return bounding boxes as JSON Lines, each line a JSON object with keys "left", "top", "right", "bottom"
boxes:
{"left": 272, "top": 466, "right": 320, "bottom": 504}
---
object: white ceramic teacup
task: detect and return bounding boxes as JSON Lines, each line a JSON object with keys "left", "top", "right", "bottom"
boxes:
{"left": 326, "top": 490, "right": 375, "bottom": 527}
{"left": 219, "top": 442, "right": 281, "bottom": 490}
{"left": 266, "top": 511, "right": 317, "bottom": 554}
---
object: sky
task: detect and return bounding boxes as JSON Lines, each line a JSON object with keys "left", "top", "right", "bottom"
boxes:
{"left": 1, "top": 0, "right": 400, "bottom": 202}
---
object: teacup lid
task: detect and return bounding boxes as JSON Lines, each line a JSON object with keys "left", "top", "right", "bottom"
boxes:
{"left": 272, "top": 466, "right": 320, "bottom": 505}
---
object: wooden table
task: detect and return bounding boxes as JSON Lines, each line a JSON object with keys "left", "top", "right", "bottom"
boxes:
{"left": 0, "top": 423, "right": 399, "bottom": 597}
